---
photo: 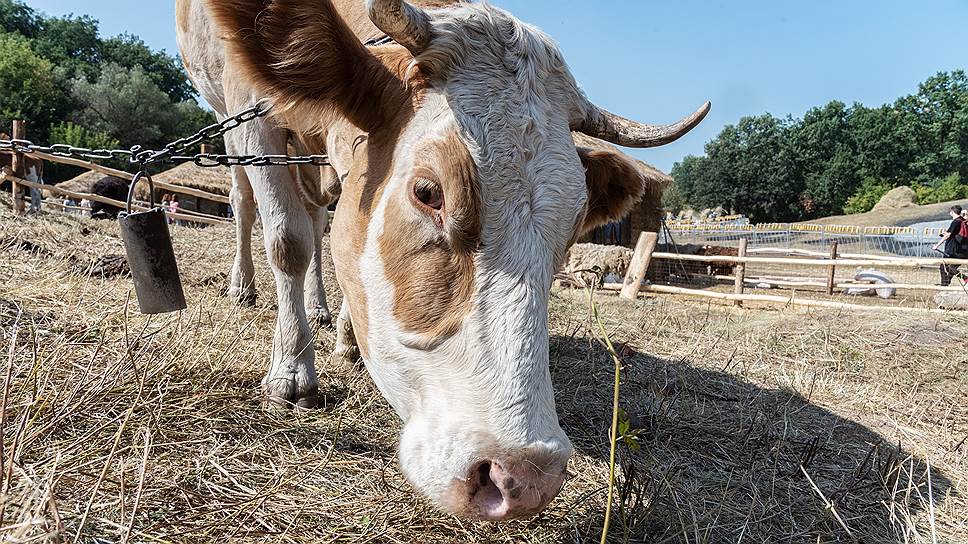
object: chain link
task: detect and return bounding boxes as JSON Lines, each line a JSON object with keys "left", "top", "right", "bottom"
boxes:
{"left": 0, "top": 99, "right": 331, "bottom": 170}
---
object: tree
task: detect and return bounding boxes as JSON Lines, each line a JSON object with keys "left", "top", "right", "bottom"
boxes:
{"left": 904, "top": 71, "right": 968, "bottom": 182}
{"left": 102, "top": 34, "right": 196, "bottom": 102}
{"left": 46, "top": 121, "right": 121, "bottom": 181}
{"left": 673, "top": 114, "right": 803, "bottom": 222}
{"left": 0, "top": 0, "right": 214, "bottom": 182}
{"left": 70, "top": 63, "right": 212, "bottom": 151}
{"left": 673, "top": 71, "right": 968, "bottom": 220}
{"left": 0, "top": 0, "right": 39, "bottom": 37}
{"left": 31, "top": 14, "right": 101, "bottom": 81}
{"left": 789, "top": 101, "right": 861, "bottom": 216}
{"left": 0, "top": 32, "right": 62, "bottom": 134}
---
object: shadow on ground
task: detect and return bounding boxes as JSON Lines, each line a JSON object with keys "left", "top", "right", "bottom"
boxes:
{"left": 549, "top": 334, "right": 955, "bottom": 543}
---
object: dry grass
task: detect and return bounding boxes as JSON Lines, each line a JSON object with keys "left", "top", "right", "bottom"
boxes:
{"left": 1, "top": 196, "right": 966, "bottom": 543}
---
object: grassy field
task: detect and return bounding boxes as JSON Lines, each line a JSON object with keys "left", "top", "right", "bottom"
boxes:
{"left": 1, "top": 199, "right": 966, "bottom": 543}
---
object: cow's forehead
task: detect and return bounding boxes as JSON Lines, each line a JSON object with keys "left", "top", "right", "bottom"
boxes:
{"left": 420, "top": 3, "right": 585, "bottom": 133}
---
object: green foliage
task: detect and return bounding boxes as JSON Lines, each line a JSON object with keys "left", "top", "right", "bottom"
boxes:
{"left": 0, "top": 0, "right": 211, "bottom": 182}
{"left": 49, "top": 121, "right": 119, "bottom": 150}
{"left": 661, "top": 181, "right": 687, "bottom": 213}
{"left": 843, "top": 178, "right": 892, "bottom": 215}
{"left": 46, "top": 121, "right": 121, "bottom": 181}
{"left": 0, "top": 32, "right": 60, "bottom": 133}
{"left": 672, "top": 114, "right": 803, "bottom": 222}
{"left": 72, "top": 63, "right": 177, "bottom": 147}
{"left": 71, "top": 63, "right": 215, "bottom": 151}
{"left": 674, "top": 70, "right": 968, "bottom": 221}
{"left": 912, "top": 173, "right": 968, "bottom": 205}
{"left": 30, "top": 14, "right": 101, "bottom": 81}
{"left": 101, "top": 34, "right": 196, "bottom": 102}
{"left": 0, "top": 0, "right": 39, "bottom": 37}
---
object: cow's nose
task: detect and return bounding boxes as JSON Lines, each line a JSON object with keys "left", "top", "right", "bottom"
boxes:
{"left": 465, "top": 454, "right": 567, "bottom": 521}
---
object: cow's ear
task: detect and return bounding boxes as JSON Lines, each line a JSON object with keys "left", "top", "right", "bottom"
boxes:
{"left": 208, "top": 0, "right": 412, "bottom": 132}
{"left": 577, "top": 147, "right": 645, "bottom": 234}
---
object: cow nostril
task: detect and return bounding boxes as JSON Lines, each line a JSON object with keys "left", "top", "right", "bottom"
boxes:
{"left": 477, "top": 461, "right": 491, "bottom": 486}
{"left": 471, "top": 461, "right": 506, "bottom": 518}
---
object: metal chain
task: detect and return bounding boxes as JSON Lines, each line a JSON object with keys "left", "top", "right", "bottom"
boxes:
{"left": 0, "top": 99, "right": 331, "bottom": 169}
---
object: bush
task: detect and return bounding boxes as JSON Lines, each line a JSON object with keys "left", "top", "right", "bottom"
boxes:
{"left": 843, "top": 178, "right": 892, "bottom": 215}
{"left": 45, "top": 121, "right": 122, "bottom": 181}
{"left": 49, "top": 121, "right": 119, "bottom": 150}
{"left": 912, "top": 173, "right": 968, "bottom": 205}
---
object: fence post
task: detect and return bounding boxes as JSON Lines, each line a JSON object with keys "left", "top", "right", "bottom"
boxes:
{"left": 11, "top": 120, "right": 26, "bottom": 215}
{"left": 621, "top": 231, "right": 659, "bottom": 300}
{"left": 733, "top": 238, "right": 748, "bottom": 307}
{"left": 826, "top": 241, "right": 839, "bottom": 295}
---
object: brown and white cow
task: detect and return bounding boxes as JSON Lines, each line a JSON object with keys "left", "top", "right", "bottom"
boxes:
{"left": 176, "top": 0, "right": 708, "bottom": 520}
{"left": 1, "top": 137, "right": 45, "bottom": 213}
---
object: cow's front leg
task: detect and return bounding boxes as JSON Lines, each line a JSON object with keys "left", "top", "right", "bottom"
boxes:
{"left": 242, "top": 151, "right": 319, "bottom": 408}
{"left": 226, "top": 150, "right": 258, "bottom": 306}
{"left": 259, "top": 201, "right": 319, "bottom": 408}
{"left": 304, "top": 204, "right": 333, "bottom": 327}
{"left": 332, "top": 297, "right": 360, "bottom": 369}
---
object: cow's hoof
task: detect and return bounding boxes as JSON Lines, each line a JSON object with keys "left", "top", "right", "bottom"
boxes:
{"left": 262, "top": 375, "right": 319, "bottom": 410}
{"left": 229, "top": 287, "right": 257, "bottom": 307}
{"left": 307, "top": 307, "right": 333, "bottom": 328}
{"left": 331, "top": 345, "right": 361, "bottom": 372}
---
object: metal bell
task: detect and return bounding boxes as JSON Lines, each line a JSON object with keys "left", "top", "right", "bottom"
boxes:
{"left": 118, "top": 171, "right": 187, "bottom": 314}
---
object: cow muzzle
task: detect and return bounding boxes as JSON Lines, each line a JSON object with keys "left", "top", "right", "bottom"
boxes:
{"left": 462, "top": 451, "right": 568, "bottom": 520}
{"left": 399, "top": 422, "right": 572, "bottom": 521}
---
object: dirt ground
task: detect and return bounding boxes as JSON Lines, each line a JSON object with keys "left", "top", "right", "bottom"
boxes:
{"left": 1, "top": 200, "right": 966, "bottom": 543}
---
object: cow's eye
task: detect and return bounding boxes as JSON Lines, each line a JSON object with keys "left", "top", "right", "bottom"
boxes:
{"left": 413, "top": 178, "right": 444, "bottom": 211}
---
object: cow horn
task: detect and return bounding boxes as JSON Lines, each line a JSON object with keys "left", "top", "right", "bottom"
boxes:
{"left": 366, "top": 0, "right": 433, "bottom": 55}
{"left": 576, "top": 101, "right": 711, "bottom": 148}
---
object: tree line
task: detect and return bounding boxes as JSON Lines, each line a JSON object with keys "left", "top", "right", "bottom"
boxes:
{"left": 0, "top": 0, "right": 215, "bottom": 182}
{"left": 667, "top": 71, "right": 968, "bottom": 222}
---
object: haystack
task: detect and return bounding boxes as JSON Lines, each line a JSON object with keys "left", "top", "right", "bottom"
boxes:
{"left": 936, "top": 290, "right": 968, "bottom": 310}
{"left": 150, "top": 162, "right": 233, "bottom": 216}
{"left": 872, "top": 186, "right": 918, "bottom": 211}
{"left": 152, "top": 162, "right": 233, "bottom": 197}
{"left": 563, "top": 242, "right": 634, "bottom": 279}
{"left": 49, "top": 170, "right": 125, "bottom": 199}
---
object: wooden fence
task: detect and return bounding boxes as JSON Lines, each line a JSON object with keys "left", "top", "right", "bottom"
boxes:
{"left": 616, "top": 232, "right": 968, "bottom": 313}
{"left": 2, "top": 120, "right": 233, "bottom": 226}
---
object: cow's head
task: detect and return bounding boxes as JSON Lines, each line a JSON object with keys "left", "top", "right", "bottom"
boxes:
{"left": 211, "top": 0, "right": 707, "bottom": 520}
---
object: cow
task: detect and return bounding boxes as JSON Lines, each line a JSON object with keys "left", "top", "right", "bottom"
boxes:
{"left": 0, "top": 135, "right": 45, "bottom": 213}
{"left": 176, "top": 0, "right": 708, "bottom": 520}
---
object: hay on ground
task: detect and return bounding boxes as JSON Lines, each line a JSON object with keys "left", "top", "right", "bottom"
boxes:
{"left": 1, "top": 193, "right": 966, "bottom": 543}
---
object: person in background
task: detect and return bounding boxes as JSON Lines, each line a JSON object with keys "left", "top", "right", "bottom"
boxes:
{"left": 169, "top": 195, "right": 181, "bottom": 226}
{"left": 932, "top": 205, "right": 966, "bottom": 286}
{"left": 79, "top": 198, "right": 91, "bottom": 217}
{"left": 161, "top": 194, "right": 172, "bottom": 223}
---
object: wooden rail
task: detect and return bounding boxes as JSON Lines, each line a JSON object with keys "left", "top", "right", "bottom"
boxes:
{"left": 2, "top": 173, "right": 231, "bottom": 227}
{"left": 713, "top": 275, "right": 968, "bottom": 293}
{"left": 651, "top": 251, "right": 968, "bottom": 268}
{"left": 747, "top": 247, "right": 901, "bottom": 261}
{"left": 602, "top": 282, "right": 965, "bottom": 315}
{"left": 1, "top": 148, "right": 231, "bottom": 205}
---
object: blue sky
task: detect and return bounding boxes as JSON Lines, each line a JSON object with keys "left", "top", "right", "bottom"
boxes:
{"left": 25, "top": 0, "right": 968, "bottom": 173}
